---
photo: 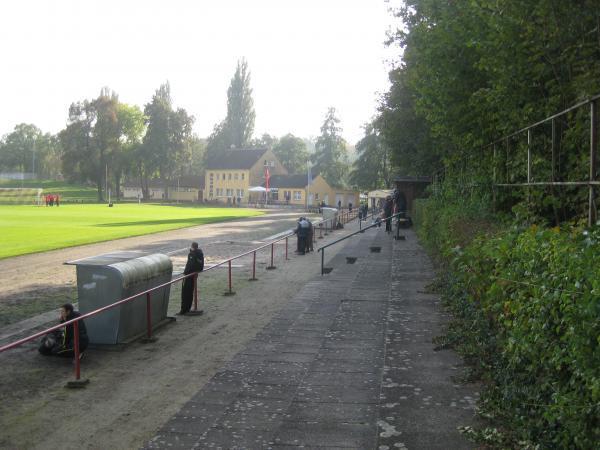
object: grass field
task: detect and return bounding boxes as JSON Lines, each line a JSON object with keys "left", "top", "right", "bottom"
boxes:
{"left": 0, "top": 204, "right": 263, "bottom": 259}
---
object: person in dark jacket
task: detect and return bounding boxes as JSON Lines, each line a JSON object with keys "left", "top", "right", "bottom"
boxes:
{"left": 305, "top": 218, "right": 314, "bottom": 253}
{"left": 39, "top": 303, "right": 88, "bottom": 358}
{"left": 296, "top": 217, "right": 310, "bottom": 255}
{"left": 383, "top": 195, "right": 393, "bottom": 232}
{"left": 179, "top": 242, "right": 204, "bottom": 314}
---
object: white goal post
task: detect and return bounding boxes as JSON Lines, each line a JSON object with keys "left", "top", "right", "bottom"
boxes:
{"left": 0, "top": 188, "right": 44, "bottom": 205}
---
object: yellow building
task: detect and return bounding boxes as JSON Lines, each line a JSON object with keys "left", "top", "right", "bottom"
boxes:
{"left": 264, "top": 174, "right": 359, "bottom": 208}
{"left": 204, "top": 148, "right": 287, "bottom": 204}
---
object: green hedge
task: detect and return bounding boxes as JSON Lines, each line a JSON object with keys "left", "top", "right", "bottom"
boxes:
{"left": 415, "top": 192, "right": 600, "bottom": 448}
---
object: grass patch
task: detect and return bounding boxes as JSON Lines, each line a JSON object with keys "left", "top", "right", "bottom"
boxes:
{"left": 0, "top": 203, "right": 263, "bottom": 259}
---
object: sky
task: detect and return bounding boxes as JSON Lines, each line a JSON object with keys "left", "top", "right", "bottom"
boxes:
{"left": 0, "top": 0, "right": 400, "bottom": 145}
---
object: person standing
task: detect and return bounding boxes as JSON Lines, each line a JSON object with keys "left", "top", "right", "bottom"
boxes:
{"left": 384, "top": 195, "right": 393, "bottom": 233}
{"left": 296, "top": 217, "right": 309, "bottom": 255}
{"left": 305, "top": 218, "right": 314, "bottom": 253}
{"left": 179, "top": 242, "right": 204, "bottom": 315}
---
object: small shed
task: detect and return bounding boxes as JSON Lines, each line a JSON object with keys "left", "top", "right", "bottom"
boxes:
{"left": 66, "top": 251, "right": 173, "bottom": 344}
{"left": 392, "top": 176, "right": 431, "bottom": 212}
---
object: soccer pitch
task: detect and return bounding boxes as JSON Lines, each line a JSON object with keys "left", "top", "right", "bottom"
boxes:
{"left": 0, "top": 204, "right": 264, "bottom": 259}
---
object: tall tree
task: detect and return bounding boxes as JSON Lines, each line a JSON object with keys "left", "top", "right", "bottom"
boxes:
{"left": 273, "top": 134, "right": 309, "bottom": 174}
{"left": 114, "top": 103, "right": 145, "bottom": 200}
{"left": 224, "top": 59, "right": 255, "bottom": 148}
{"left": 93, "top": 88, "right": 120, "bottom": 201}
{"left": 59, "top": 100, "right": 97, "bottom": 188}
{"left": 312, "top": 107, "right": 349, "bottom": 186}
{"left": 140, "top": 82, "right": 194, "bottom": 200}
{"left": 206, "top": 59, "right": 255, "bottom": 159}
{"left": 350, "top": 121, "right": 390, "bottom": 190}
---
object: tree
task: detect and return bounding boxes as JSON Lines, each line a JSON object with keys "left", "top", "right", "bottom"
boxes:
{"left": 59, "top": 100, "right": 97, "bottom": 188}
{"left": 224, "top": 59, "right": 255, "bottom": 148}
{"left": 93, "top": 88, "right": 120, "bottom": 201}
{"left": 350, "top": 121, "right": 390, "bottom": 191}
{"left": 312, "top": 107, "right": 349, "bottom": 187}
{"left": 205, "top": 59, "right": 256, "bottom": 159}
{"left": 139, "top": 82, "right": 194, "bottom": 200}
{"left": 114, "top": 103, "right": 145, "bottom": 200}
{"left": 273, "top": 134, "right": 309, "bottom": 174}
{"left": 0, "top": 124, "right": 43, "bottom": 174}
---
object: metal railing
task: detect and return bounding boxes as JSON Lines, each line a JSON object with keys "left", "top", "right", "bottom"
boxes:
{"left": 318, "top": 211, "right": 404, "bottom": 275}
{"left": 456, "top": 94, "right": 600, "bottom": 226}
{"left": 0, "top": 212, "right": 357, "bottom": 385}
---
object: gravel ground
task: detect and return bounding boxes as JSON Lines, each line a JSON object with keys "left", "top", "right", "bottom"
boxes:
{"left": 0, "top": 208, "right": 355, "bottom": 450}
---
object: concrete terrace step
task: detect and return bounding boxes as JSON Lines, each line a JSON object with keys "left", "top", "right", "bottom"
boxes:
{"left": 143, "top": 227, "right": 477, "bottom": 450}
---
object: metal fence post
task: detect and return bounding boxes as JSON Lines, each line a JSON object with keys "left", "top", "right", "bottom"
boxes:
{"left": 66, "top": 321, "right": 89, "bottom": 388}
{"left": 590, "top": 100, "right": 598, "bottom": 226}
{"left": 249, "top": 251, "right": 258, "bottom": 281}
{"left": 267, "top": 243, "right": 276, "bottom": 270}
{"left": 321, "top": 249, "right": 325, "bottom": 275}
{"left": 285, "top": 236, "right": 289, "bottom": 260}
{"left": 224, "top": 260, "right": 235, "bottom": 295}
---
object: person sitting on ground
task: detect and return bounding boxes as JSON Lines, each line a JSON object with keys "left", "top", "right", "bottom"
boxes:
{"left": 39, "top": 303, "right": 89, "bottom": 358}
{"left": 179, "top": 242, "right": 204, "bottom": 315}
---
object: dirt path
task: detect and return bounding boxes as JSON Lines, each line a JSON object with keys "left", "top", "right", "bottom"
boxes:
{"left": 0, "top": 211, "right": 357, "bottom": 450}
{"left": 0, "top": 209, "right": 313, "bottom": 327}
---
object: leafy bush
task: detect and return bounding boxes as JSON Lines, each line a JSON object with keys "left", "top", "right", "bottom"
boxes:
{"left": 415, "top": 190, "right": 600, "bottom": 448}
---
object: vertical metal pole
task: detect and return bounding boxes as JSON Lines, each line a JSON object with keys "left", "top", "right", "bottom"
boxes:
{"left": 527, "top": 129, "right": 532, "bottom": 183}
{"left": 266, "top": 243, "right": 276, "bottom": 270}
{"left": 249, "top": 251, "right": 257, "bottom": 281}
{"left": 193, "top": 274, "right": 198, "bottom": 311}
{"left": 551, "top": 118, "right": 556, "bottom": 182}
{"left": 285, "top": 236, "right": 288, "bottom": 260}
{"left": 146, "top": 292, "right": 152, "bottom": 338}
{"left": 73, "top": 321, "right": 81, "bottom": 380}
{"left": 506, "top": 138, "right": 510, "bottom": 183}
{"left": 589, "top": 101, "right": 598, "bottom": 227}
{"left": 321, "top": 250, "right": 324, "bottom": 275}
{"left": 492, "top": 144, "right": 497, "bottom": 209}
{"left": 228, "top": 260, "right": 232, "bottom": 294}
{"left": 527, "top": 130, "right": 532, "bottom": 215}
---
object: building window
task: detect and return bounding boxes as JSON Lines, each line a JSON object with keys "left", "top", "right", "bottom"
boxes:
{"left": 240, "top": 189, "right": 244, "bottom": 198}
{"left": 234, "top": 173, "right": 239, "bottom": 180}
{"left": 241, "top": 173, "right": 245, "bottom": 180}
{"left": 294, "top": 191, "right": 302, "bottom": 201}
{"left": 315, "top": 193, "right": 319, "bottom": 200}
{"left": 226, "top": 188, "right": 233, "bottom": 197}
{"left": 228, "top": 173, "right": 232, "bottom": 180}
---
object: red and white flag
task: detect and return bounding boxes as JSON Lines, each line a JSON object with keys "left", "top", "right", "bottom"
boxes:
{"left": 265, "top": 166, "right": 270, "bottom": 192}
